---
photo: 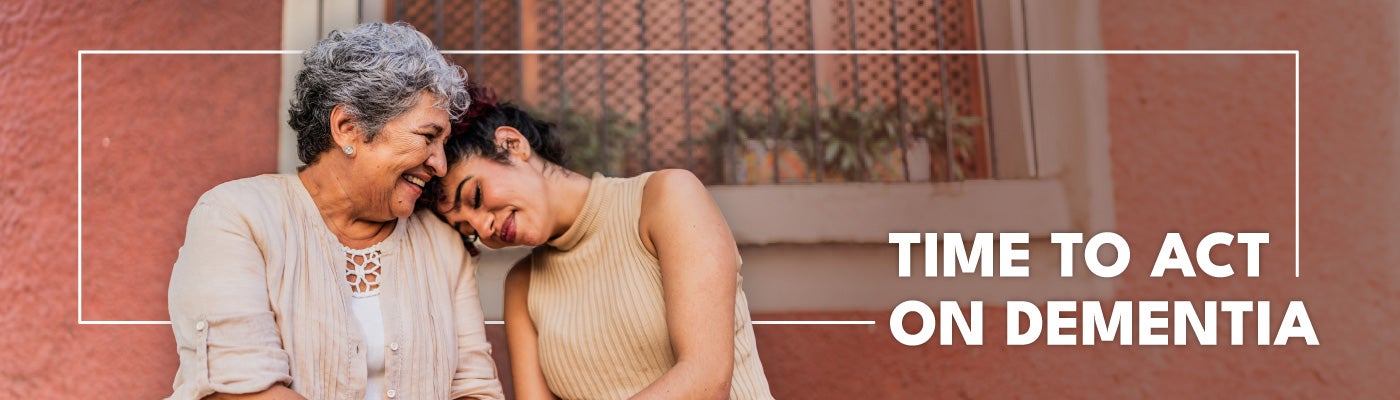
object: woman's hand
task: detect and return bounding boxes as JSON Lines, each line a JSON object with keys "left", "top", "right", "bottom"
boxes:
{"left": 203, "top": 384, "right": 306, "bottom": 400}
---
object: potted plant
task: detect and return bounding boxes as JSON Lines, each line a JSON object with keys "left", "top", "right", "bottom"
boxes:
{"left": 702, "top": 99, "right": 810, "bottom": 184}
{"left": 907, "top": 98, "right": 983, "bottom": 181}
{"left": 805, "top": 93, "right": 904, "bottom": 182}
{"left": 704, "top": 89, "right": 984, "bottom": 184}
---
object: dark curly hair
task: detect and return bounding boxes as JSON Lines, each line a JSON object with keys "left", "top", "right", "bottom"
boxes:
{"left": 442, "top": 82, "right": 568, "bottom": 168}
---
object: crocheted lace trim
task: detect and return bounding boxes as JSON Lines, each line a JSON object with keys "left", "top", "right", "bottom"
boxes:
{"left": 344, "top": 243, "right": 383, "bottom": 298}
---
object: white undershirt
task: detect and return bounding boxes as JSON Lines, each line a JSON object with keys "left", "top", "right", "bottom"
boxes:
{"left": 345, "top": 244, "right": 386, "bottom": 400}
{"left": 350, "top": 296, "right": 385, "bottom": 400}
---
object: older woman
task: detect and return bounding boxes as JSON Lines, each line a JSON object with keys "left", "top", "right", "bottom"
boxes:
{"left": 166, "top": 23, "right": 503, "bottom": 400}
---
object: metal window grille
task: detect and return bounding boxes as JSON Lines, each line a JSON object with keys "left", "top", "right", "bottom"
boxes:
{"left": 394, "top": 0, "right": 991, "bottom": 185}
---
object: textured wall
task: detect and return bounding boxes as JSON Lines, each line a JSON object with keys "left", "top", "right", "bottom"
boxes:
{"left": 1100, "top": 0, "right": 1398, "bottom": 396}
{"left": 0, "top": 0, "right": 281, "bottom": 398}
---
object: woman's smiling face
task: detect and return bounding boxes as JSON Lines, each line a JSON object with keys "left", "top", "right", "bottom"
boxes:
{"left": 433, "top": 130, "right": 554, "bottom": 249}
{"left": 350, "top": 92, "right": 451, "bottom": 220}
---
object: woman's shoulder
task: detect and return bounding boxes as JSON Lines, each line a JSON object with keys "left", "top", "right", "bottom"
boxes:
{"left": 638, "top": 169, "right": 707, "bottom": 209}
{"left": 199, "top": 174, "right": 292, "bottom": 201}
{"left": 194, "top": 174, "right": 300, "bottom": 215}
{"left": 402, "top": 208, "right": 470, "bottom": 260}
{"left": 635, "top": 169, "right": 717, "bottom": 248}
{"left": 611, "top": 169, "right": 708, "bottom": 229}
{"left": 406, "top": 208, "right": 459, "bottom": 242}
{"left": 505, "top": 256, "right": 532, "bottom": 293}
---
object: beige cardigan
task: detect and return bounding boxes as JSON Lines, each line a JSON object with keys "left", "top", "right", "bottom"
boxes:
{"left": 166, "top": 174, "right": 502, "bottom": 400}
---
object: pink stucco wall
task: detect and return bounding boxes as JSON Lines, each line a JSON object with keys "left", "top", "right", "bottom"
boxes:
{"left": 751, "top": 0, "right": 1398, "bottom": 398}
{"left": 1101, "top": 0, "right": 1394, "bottom": 396}
{"left": 2, "top": 0, "right": 1395, "bottom": 398}
{"left": 0, "top": 0, "right": 281, "bottom": 397}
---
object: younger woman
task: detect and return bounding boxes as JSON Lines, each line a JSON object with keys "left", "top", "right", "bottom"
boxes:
{"left": 430, "top": 85, "right": 773, "bottom": 399}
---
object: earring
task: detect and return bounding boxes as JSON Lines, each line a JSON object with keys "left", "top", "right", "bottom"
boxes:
{"left": 343, "top": 145, "right": 355, "bottom": 155}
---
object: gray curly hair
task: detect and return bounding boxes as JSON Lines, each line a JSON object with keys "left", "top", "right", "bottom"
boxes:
{"left": 288, "top": 21, "right": 470, "bottom": 165}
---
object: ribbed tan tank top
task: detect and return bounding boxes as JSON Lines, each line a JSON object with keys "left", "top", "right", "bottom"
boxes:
{"left": 528, "top": 173, "right": 774, "bottom": 400}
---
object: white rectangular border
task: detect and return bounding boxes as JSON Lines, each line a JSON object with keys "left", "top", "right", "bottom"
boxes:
{"left": 77, "top": 49, "right": 1301, "bottom": 325}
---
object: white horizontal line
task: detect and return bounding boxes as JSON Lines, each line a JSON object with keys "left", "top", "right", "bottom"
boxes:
{"left": 78, "top": 50, "right": 1300, "bottom": 56}
{"left": 443, "top": 50, "right": 1299, "bottom": 56}
{"left": 752, "top": 321, "right": 876, "bottom": 325}
{"left": 484, "top": 320, "right": 876, "bottom": 325}
{"left": 79, "top": 50, "right": 302, "bottom": 55}
{"left": 78, "top": 320, "right": 172, "bottom": 325}
{"left": 78, "top": 319, "right": 878, "bottom": 326}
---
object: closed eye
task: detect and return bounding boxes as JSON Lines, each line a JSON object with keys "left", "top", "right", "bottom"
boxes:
{"left": 472, "top": 185, "right": 483, "bottom": 210}
{"left": 448, "top": 175, "right": 473, "bottom": 213}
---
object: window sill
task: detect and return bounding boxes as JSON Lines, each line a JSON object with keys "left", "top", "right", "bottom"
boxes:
{"left": 711, "top": 179, "right": 1074, "bottom": 246}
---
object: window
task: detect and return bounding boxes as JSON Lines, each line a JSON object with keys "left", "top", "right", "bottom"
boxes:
{"left": 283, "top": 0, "right": 1116, "bottom": 313}
{"left": 284, "top": 0, "right": 1113, "bottom": 243}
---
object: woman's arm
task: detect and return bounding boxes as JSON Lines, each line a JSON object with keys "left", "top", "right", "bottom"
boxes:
{"left": 203, "top": 385, "right": 305, "bottom": 400}
{"left": 167, "top": 192, "right": 298, "bottom": 400}
{"left": 632, "top": 170, "right": 738, "bottom": 400}
{"left": 504, "top": 258, "right": 558, "bottom": 400}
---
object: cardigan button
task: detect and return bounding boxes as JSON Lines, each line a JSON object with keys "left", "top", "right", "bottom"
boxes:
{"left": 386, "top": 389, "right": 397, "bottom": 398}
{"left": 389, "top": 342, "right": 399, "bottom": 351}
